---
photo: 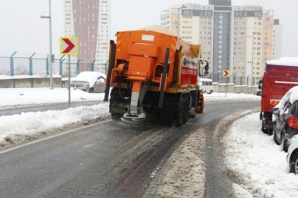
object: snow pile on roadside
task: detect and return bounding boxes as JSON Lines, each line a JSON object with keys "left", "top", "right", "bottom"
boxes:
{"left": 222, "top": 113, "right": 298, "bottom": 198}
{"left": 0, "top": 88, "right": 103, "bottom": 108}
{"left": 0, "top": 104, "right": 110, "bottom": 146}
{"left": 232, "top": 183, "right": 253, "bottom": 198}
{"left": 204, "top": 93, "right": 260, "bottom": 103}
{"left": 0, "top": 90, "right": 260, "bottom": 146}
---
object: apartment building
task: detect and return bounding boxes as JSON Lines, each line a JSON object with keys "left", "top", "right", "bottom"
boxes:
{"left": 161, "top": 1, "right": 282, "bottom": 84}
{"left": 64, "top": 0, "right": 110, "bottom": 76}
{"left": 161, "top": 4, "right": 214, "bottom": 77}
{"left": 233, "top": 5, "right": 264, "bottom": 85}
{"left": 272, "top": 19, "right": 283, "bottom": 60}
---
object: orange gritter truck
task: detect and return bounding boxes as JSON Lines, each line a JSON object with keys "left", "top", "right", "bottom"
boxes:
{"left": 104, "top": 26, "right": 205, "bottom": 127}
{"left": 260, "top": 58, "right": 298, "bottom": 135}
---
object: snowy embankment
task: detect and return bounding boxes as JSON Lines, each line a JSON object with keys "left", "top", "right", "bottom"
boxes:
{"left": 222, "top": 112, "right": 298, "bottom": 198}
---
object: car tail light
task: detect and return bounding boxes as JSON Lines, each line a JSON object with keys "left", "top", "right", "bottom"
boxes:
{"left": 287, "top": 117, "right": 298, "bottom": 130}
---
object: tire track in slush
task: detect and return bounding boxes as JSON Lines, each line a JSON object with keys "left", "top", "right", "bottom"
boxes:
{"left": 203, "top": 118, "right": 233, "bottom": 198}
{"left": 203, "top": 109, "right": 259, "bottom": 198}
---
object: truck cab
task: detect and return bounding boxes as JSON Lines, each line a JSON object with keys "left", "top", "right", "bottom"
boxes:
{"left": 260, "top": 58, "right": 298, "bottom": 135}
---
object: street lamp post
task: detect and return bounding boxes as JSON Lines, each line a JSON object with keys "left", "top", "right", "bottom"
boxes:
{"left": 41, "top": 0, "right": 53, "bottom": 89}
{"left": 251, "top": 34, "right": 254, "bottom": 88}
{"left": 177, "top": 5, "right": 186, "bottom": 36}
{"left": 247, "top": 32, "right": 258, "bottom": 91}
{"left": 251, "top": 32, "right": 259, "bottom": 88}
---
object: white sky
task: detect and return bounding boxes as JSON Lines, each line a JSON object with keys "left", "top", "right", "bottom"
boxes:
{"left": 0, "top": 88, "right": 298, "bottom": 196}
{"left": 0, "top": 0, "right": 297, "bottom": 57}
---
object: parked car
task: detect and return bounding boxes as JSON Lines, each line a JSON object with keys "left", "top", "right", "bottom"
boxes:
{"left": 272, "top": 86, "right": 298, "bottom": 152}
{"left": 70, "top": 71, "right": 106, "bottom": 93}
{"left": 287, "top": 135, "right": 298, "bottom": 174}
{"left": 256, "top": 79, "right": 263, "bottom": 96}
{"left": 198, "top": 78, "right": 213, "bottom": 94}
{"left": 256, "top": 88, "right": 262, "bottom": 96}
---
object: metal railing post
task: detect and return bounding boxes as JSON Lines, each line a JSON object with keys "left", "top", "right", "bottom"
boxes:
{"left": 76, "top": 59, "right": 81, "bottom": 75}
{"left": 29, "top": 53, "right": 35, "bottom": 75}
{"left": 10, "top": 51, "right": 17, "bottom": 76}
{"left": 59, "top": 55, "right": 65, "bottom": 76}
{"left": 91, "top": 60, "right": 95, "bottom": 71}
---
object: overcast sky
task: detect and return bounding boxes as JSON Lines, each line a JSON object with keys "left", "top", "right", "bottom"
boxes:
{"left": 0, "top": 0, "right": 297, "bottom": 57}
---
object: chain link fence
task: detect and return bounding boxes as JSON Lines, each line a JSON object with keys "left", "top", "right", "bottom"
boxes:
{"left": 202, "top": 72, "right": 262, "bottom": 86}
{"left": 0, "top": 55, "right": 108, "bottom": 77}
{"left": 1, "top": 55, "right": 262, "bottom": 86}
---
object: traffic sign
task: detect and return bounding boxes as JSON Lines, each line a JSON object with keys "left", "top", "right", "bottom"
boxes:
{"left": 223, "top": 70, "right": 230, "bottom": 77}
{"left": 60, "top": 37, "right": 78, "bottom": 55}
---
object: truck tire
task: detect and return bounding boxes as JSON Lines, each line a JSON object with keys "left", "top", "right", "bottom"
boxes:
{"left": 174, "top": 94, "right": 189, "bottom": 127}
{"left": 261, "top": 124, "right": 265, "bottom": 133}
{"left": 261, "top": 120, "right": 273, "bottom": 135}
{"left": 263, "top": 129, "right": 272, "bottom": 135}
{"left": 261, "top": 124, "right": 271, "bottom": 135}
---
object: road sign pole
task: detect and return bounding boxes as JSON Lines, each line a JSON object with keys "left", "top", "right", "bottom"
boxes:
{"left": 60, "top": 36, "right": 78, "bottom": 107}
{"left": 225, "top": 77, "right": 228, "bottom": 97}
{"left": 68, "top": 55, "right": 71, "bottom": 107}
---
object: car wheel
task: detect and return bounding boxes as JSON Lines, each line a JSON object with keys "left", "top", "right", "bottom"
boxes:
{"left": 290, "top": 152, "right": 298, "bottom": 174}
{"left": 273, "top": 129, "right": 281, "bottom": 145}
{"left": 209, "top": 90, "right": 213, "bottom": 94}
{"left": 282, "top": 139, "right": 289, "bottom": 152}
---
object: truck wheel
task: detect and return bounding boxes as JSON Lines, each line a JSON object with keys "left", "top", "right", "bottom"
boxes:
{"left": 111, "top": 113, "right": 121, "bottom": 120}
{"left": 174, "top": 94, "right": 189, "bottom": 127}
{"left": 261, "top": 122, "right": 273, "bottom": 135}
{"left": 174, "top": 108, "right": 185, "bottom": 127}
{"left": 261, "top": 123, "right": 269, "bottom": 134}
{"left": 261, "top": 124, "right": 265, "bottom": 132}
{"left": 182, "top": 108, "right": 188, "bottom": 124}
{"left": 182, "top": 96, "right": 189, "bottom": 124}
{"left": 174, "top": 117, "right": 182, "bottom": 127}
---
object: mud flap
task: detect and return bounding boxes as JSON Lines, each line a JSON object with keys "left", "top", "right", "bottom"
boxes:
{"left": 197, "top": 91, "right": 204, "bottom": 113}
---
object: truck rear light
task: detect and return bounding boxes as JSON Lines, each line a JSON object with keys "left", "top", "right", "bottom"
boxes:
{"left": 287, "top": 117, "right": 298, "bottom": 129}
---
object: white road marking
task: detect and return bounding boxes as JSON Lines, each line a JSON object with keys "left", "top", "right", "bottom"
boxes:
{"left": 0, "top": 119, "right": 112, "bottom": 155}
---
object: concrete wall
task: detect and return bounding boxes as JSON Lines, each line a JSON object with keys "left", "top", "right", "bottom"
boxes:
{"left": 0, "top": 77, "right": 63, "bottom": 88}
{"left": 212, "top": 82, "right": 258, "bottom": 94}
